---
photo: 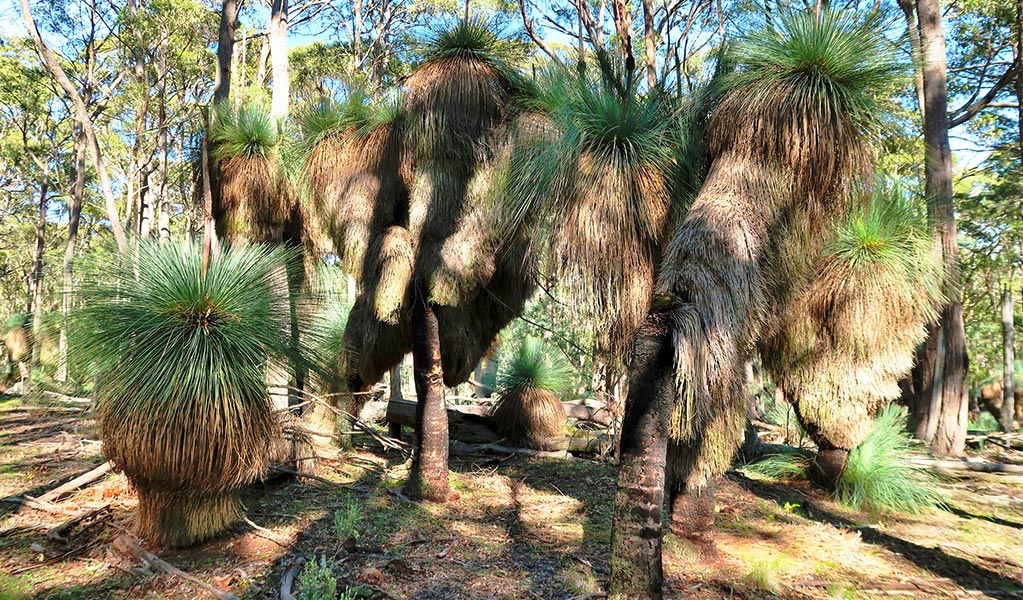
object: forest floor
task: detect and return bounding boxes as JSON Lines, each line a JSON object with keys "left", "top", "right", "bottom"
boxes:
{"left": 0, "top": 393, "right": 1022, "bottom": 600}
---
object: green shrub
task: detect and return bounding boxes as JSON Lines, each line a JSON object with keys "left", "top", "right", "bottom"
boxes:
{"left": 334, "top": 495, "right": 361, "bottom": 542}
{"left": 297, "top": 559, "right": 336, "bottom": 600}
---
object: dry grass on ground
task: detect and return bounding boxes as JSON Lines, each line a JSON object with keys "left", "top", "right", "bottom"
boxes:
{"left": 0, "top": 393, "right": 1021, "bottom": 599}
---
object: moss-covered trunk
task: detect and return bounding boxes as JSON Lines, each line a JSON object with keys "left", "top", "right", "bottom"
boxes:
{"left": 406, "top": 283, "right": 451, "bottom": 502}
{"left": 610, "top": 311, "right": 674, "bottom": 600}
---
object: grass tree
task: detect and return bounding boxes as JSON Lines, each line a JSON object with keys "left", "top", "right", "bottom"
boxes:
{"left": 500, "top": 54, "right": 690, "bottom": 599}
{"left": 594, "top": 11, "right": 901, "bottom": 597}
{"left": 301, "top": 21, "right": 535, "bottom": 502}
{"left": 504, "top": 61, "right": 681, "bottom": 358}
{"left": 70, "top": 241, "right": 300, "bottom": 547}
{"left": 210, "top": 101, "right": 308, "bottom": 411}
{"left": 209, "top": 102, "right": 296, "bottom": 245}
{"left": 491, "top": 337, "right": 572, "bottom": 450}
{"left": 763, "top": 183, "right": 943, "bottom": 488}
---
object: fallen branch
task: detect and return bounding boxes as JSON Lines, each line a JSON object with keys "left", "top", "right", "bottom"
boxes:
{"left": 8, "top": 537, "right": 104, "bottom": 575}
{"left": 2, "top": 495, "right": 76, "bottom": 516}
{"left": 37, "top": 462, "right": 113, "bottom": 503}
{"left": 280, "top": 557, "right": 305, "bottom": 600}
{"left": 47, "top": 503, "right": 111, "bottom": 541}
{"left": 912, "top": 459, "right": 1023, "bottom": 474}
{"left": 269, "top": 465, "right": 373, "bottom": 492}
{"left": 111, "top": 535, "right": 239, "bottom": 600}
{"left": 450, "top": 440, "right": 577, "bottom": 460}
{"left": 241, "top": 517, "right": 291, "bottom": 548}
{"left": 40, "top": 391, "right": 92, "bottom": 404}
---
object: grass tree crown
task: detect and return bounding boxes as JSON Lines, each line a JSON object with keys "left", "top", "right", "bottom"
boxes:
{"left": 711, "top": 10, "right": 902, "bottom": 199}
{"left": 496, "top": 337, "right": 575, "bottom": 397}
{"left": 502, "top": 60, "right": 684, "bottom": 357}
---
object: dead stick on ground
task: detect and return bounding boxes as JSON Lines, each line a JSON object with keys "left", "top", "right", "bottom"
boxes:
{"left": 241, "top": 517, "right": 290, "bottom": 548}
{"left": 111, "top": 535, "right": 239, "bottom": 600}
{"left": 37, "top": 462, "right": 113, "bottom": 503}
{"left": 280, "top": 557, "right": 305, "bottom": 600}
{"left": 269, "top": 466, "right": 372, "bottom": 492}
{"left": 47, "top": 503, "right": 111, "bottom": 540}
{"left": 912, "top": 459, "right": 1023, "bottom": 474}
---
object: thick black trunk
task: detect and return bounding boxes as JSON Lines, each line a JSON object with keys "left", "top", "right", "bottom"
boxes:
{"left": 405, "top": 285, "right": 452, "bottom": 502}
{"left": 812, "top": 447, "right": 849, "bottom": 491}
{"left": 610, "top": 310, "right": 674, "bottom": 600}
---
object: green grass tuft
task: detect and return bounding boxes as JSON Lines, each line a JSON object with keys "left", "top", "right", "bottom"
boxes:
{"left": 744, "top": 453, "right": 812, "bottom": 480}
{"left": 723, "top": 9, "right": 902, "bottom": 132}
{"left": 333, "top": 495, "right": 361, "bottom": 542}
{"left": 496, "top": 337, "right": 574, "bottom": 397}
{"left": 826, "top": 181, "right": 943, "bottom": 307}
{"left": 836, "top": 405, "right": 945, "bottom": 515}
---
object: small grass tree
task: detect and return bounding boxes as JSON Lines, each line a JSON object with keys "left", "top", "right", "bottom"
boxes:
{"left": 70, "top": 241, "right": 301, "bottom": 547}
{"left": 764, "top": 183, "right": 943, "bottom": 488}
{"left": 491, "top": 337, "right": 572, "bottom": 450}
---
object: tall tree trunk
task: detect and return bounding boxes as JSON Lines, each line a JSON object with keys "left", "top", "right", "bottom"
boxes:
{"left": 57, "top": 127, "right": 86, "bottom": 383}
{"left": 269, "top": 0, "right": 289, "bottom": 120}
{"left": 1016, "top": 0, "right": 1023, "bottom": 161}
{"left": 898, "top": 0, "right": 927, "bottom": 123}
{"left": 30, "top": 171, "right": 50, "bottom": 373}
{"left": 915, "top": 0, "right": 968, "bottom": 457}
{"left": 156, "top": 74, "right": 170, "bottom": 242}
{"left": 405, "top": 285, "right": 452, "bottom": 503}
{"left": 1002, "top": 287, "right": 1016, "bottom": 432}
{"left": 610, "top": 309, "right": 673, "bottom": 600}
{"left": 214, "top": 0, "right": 238, "bottom": 104}
{"left": 641, "top": 0, "right": 657, "bottom": 89}
{"left": 20, "top": 0, "right": 128, "bottom": 254}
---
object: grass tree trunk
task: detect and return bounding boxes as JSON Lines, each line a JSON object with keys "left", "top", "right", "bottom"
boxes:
{"left": 57, "top": 127, "right": 86, "bottom": 383}
{"left": 1002, "top": 287, "right": 1016, "bottom": 432}
{"left": 406, "top": 285, "right": 451, "bottom": 502}
{"left": 269, "top": 0, "right": 289, "bottom": 121}
{"left": 915, "top": 0, "right": 968, "bottom": 457}
{"left": 214, "top": 0, "right": 238, "bottom": 104}
{"left": 610, "top": 310, "right": 674, "bottom": 600}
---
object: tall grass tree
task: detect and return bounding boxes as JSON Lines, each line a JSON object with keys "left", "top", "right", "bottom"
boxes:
{"left": 763, "top": 183, "right": 943, "bottom": 488}
{"left": 300, "top": 20, "right": 537, "bottom": 502}
{"left": 598, "top": 11, "right": 902, "bottom": 597}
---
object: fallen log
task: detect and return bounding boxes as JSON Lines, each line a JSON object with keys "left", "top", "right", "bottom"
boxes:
{"left": 912, "top": 459, "right": 1023, "bottom": 475}
{"left": 111, "top": 535, "right": 239, "bottom": 600}
{"left": 37, "top": 462, "right": 113, "bottom": 503}
{"left": 384, "top": 399, "right": 609, "bottom": 454}
{"left": 450, "top": 441, "right": 575, "bottom": 460}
